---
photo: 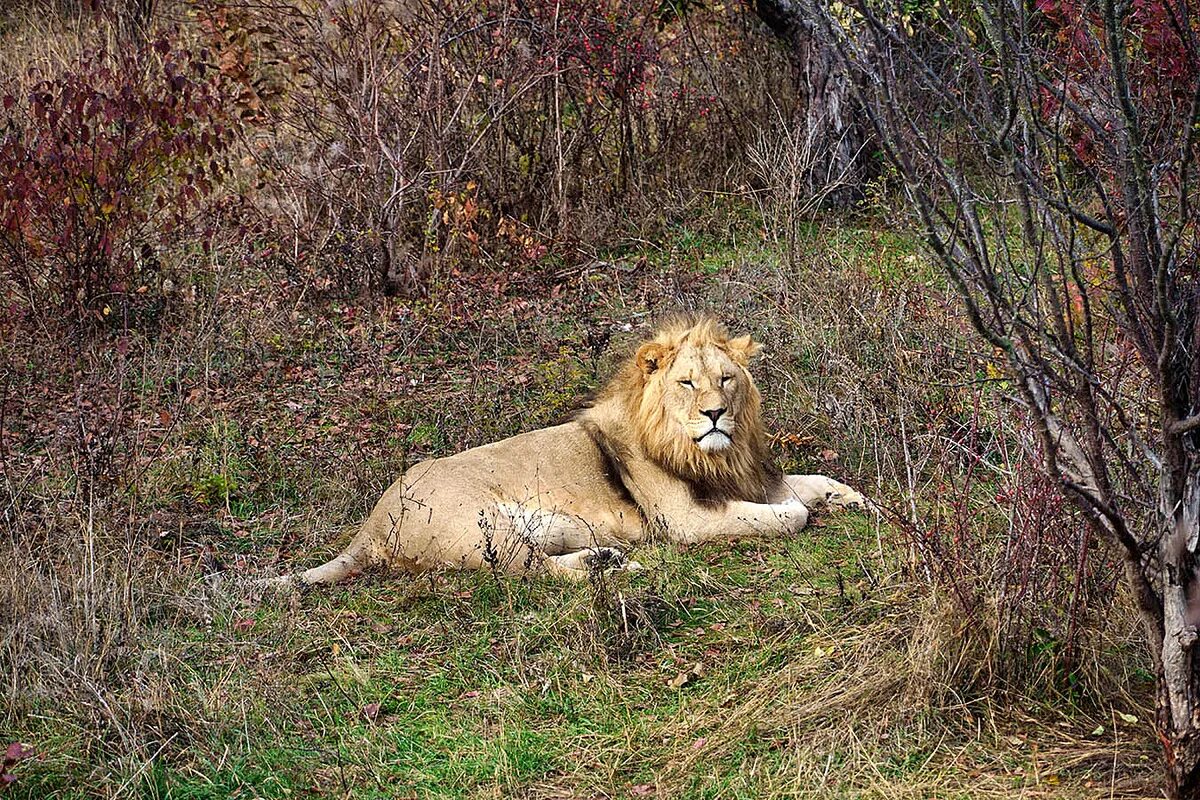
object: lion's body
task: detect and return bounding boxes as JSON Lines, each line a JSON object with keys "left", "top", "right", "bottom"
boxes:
{"left": 292, "top": 316, "right": 864, "bottom": 584}
{"left": 325, "top": 422, "right": 645, "bottom": 579}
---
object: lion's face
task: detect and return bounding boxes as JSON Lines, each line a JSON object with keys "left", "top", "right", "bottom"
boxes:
{"left": 632, "top": 320, "right": 763, "bottom": 464}
{"left": 658, "top": 343, "right": 745, "bottom": 453}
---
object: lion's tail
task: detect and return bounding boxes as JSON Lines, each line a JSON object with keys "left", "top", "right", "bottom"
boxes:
{"left": 260, "top": 529, "right": 374, "bottom": 590}
{"left": 297, "top": 542, "right": 368, "bottom": 585}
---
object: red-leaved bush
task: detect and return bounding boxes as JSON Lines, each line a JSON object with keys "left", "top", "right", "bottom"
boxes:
{"left": 0, "top": 35, "right": 238, "bottom": 328}
{"left": 1035, "top": 0, "right": 1198, "bottom": 168}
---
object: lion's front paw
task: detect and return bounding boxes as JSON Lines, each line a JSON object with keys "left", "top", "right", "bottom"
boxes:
{"left": 814, "top": 479, "right": 868, "bottom": 512}
{"left": 770, "top": 498, "right": 811, "bottom": 533}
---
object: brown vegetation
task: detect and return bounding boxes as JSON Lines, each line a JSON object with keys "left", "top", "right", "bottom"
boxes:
{"left": 0, "top": 1, "right": 1161, "bottom": 797}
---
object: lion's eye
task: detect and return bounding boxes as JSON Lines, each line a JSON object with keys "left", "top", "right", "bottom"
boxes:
{"left": 679, "top": 379, "right": 694, "bottom": 389}
{"left": 720, "top": 375, "right": 733, "bottom": 386}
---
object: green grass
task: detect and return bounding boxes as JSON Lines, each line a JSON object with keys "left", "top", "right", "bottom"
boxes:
{"left": 8, "top": 513, "right": 1152, "bottom": 798}
{"left": 1, "top": 213, "right": 1158, "bottom": 799}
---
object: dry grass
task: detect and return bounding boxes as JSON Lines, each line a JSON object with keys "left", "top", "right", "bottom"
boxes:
{"left": 0, "top": 4, "right": 1161, "bottom": 797}
{"left": 0, "top": 214, "right": 1160, "bottom": 797}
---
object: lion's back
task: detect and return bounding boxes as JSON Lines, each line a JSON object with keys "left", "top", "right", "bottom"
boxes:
{"left": 378, "top": 421, "right": 640, "bottom": 535}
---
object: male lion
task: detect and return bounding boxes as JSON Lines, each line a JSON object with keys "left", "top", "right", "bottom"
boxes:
{"left": 286, "top": 316, "right": 865, "bottom": 584}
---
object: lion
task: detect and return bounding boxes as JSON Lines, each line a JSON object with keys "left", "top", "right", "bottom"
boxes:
{"left": 282, "top": 315, "right": 866, "bottom": 585}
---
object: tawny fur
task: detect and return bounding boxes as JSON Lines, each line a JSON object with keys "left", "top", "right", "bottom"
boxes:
{"left": 276, "top": 315, "right": 865, "bottom": 585}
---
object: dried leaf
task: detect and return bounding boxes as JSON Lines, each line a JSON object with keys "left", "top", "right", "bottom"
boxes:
{"left": 667, "top": 662, "right": 705, "bottom": 689}
{"left": 4, "top": 742, "right": 33, "bottom": 763}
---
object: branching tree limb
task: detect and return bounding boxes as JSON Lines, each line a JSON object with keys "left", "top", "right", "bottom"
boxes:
{"left": 757, "top": 0, "right": 1200, "bottom": 795}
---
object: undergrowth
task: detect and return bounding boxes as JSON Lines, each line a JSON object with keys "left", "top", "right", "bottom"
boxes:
{"left": 0, "top": 4, "right": 1158, "bottom": 798}
{"left": 0, "top": 218, "right": 1157, "bottom": 798}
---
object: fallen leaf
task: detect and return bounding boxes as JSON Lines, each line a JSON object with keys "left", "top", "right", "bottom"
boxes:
{"left": 667, "top": 662, "right": 705, "bottom": 689}
{"left": 233, "top": 617, "right": 255, "bottom": 631}
{"left": 691, "top": 737, "right": 707, "bottom": 750}
{"left": 1118, "top": 712, "right": 1139, "bottom": 724}
{"left": 361, "top": 703, "right": 381, "bottom": 724}
{"left": 4, "top": 742, "right": 33, "bottom": 763}
{"left": 630, "top": 785, "right": 655, "bottom": 796}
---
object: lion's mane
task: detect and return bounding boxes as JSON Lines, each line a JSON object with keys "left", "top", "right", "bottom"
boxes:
{"left": 598, "top": 315, "right": 782, "bottom": 504}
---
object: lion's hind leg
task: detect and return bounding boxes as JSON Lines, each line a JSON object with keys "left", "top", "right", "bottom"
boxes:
{"left": 489, "top": 502, "right": 639, "bottom": 578}
{"left": 478, "top": 502, "right": 592, "bottom": 573}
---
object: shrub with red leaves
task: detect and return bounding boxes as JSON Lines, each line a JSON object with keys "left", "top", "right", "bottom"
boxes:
{"left": 0, "top": 34, "right": 239, "bottom": 329}
{"left": 1034, "top": 0, "right": 1198, "bottom": 169}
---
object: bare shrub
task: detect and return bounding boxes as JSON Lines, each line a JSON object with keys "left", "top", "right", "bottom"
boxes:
{"left": 888, "top": 397, "right": 1121, "bottom": 693}
{"left": 198, "top": 0, "right": 795, "bottom": 294}
{"left": 781, "top": 0, "right": 1200, "bottom": 791}
{"left": 747, "top": 109, "right": 862, "bottom": 265}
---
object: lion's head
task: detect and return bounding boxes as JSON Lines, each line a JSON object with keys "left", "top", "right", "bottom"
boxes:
{"left": 604, "top": 315, "right": 781, "bottom": 503}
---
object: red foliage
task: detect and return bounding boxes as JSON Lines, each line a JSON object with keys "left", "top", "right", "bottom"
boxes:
{"left": 1034, "top": 0, "right": 1198, "bottom": 170}
{"left": 0, "top": 34, "right": 239, "bottom": 327}
{"left": 526, "top": 0, "right": 664, "bottom": 103}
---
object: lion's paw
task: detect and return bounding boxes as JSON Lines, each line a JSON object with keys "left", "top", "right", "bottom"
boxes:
{"left": 816, "top": 479, "right": 868, "bottom": 512}
{"left": 584, "top": 547, "right": 640, "bottom": 574}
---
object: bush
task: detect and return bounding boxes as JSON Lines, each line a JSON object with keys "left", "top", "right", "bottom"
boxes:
{"left": 890, "top": 396, "right": 1121, "bottom": 693}
{"left": 200, "top": 0, "right": 795, "bottom": 294}
{"left": 0, "top": 34, "right": 240, "bottom": 330}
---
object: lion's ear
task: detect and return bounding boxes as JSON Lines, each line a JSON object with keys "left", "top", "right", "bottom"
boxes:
{"left": 636, "top": 342, "right": 667, "bottom": 375}
{"left": 725, "top": 335, "right": 763, "bottom": 365}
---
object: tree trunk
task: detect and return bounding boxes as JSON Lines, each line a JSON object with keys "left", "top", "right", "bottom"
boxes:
{"left": 1163, "top": 726, "right": 1200, "bottom": 799}
{"left": 1160, "top": 469, "right": 1200, "bottom": 799}
{"left": 749, "top": 0, "right": 869, "bottom": 208}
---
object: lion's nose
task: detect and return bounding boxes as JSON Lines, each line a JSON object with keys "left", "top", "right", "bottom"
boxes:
{"left": 701, "top": 408, "right": 726, "bottom": 424}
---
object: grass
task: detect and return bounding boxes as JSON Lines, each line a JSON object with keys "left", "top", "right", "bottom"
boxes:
{"left": 0, "top": 2, "right": 1164, "bottom": 794}
{"left": 9, "top": 516, "right": 1154, "bottom": 799}
{"left": 0, "top": 183, "right": 1158, "bottom": 797}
